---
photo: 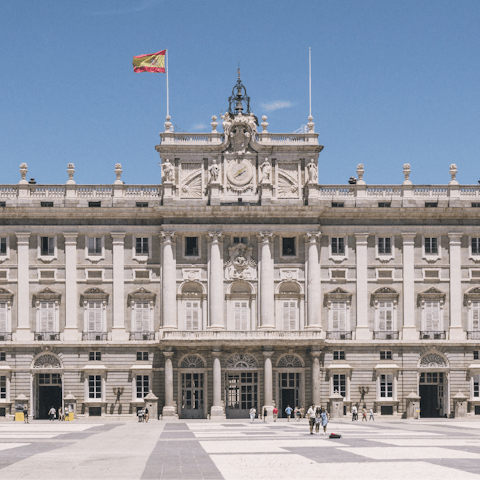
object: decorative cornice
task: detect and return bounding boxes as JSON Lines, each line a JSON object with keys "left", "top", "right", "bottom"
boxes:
{"left": 305, "top": 232, "right": 321, "bottom": 243}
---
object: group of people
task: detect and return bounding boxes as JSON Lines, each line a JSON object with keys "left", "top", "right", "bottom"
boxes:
{"left": 137, "top": 408, "right": 149, "bottom": 422}
{"left": 48, "top": 406, "right": 65, "bottom": 421}
{"left": 351, "top": 405, "right": 374, "bottom": 421}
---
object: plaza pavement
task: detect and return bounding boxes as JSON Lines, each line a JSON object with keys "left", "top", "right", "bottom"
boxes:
{"left": 1, "top": 418, "right": 480, "bottom": 479}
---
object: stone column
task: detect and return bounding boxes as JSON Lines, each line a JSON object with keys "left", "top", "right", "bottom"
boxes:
{"left": 111, "top": 233, "right": 127, "bottom": 340}
{"left": 210, "top": 349, "right": 225, "bottom": 420}
{"left": 15, "top": 233, "right": 31, "bottom": 341}
{"left": 355, "top": 234, "right": 370, "bottom": 339}
{"left": 208, "top": 232, "right": 224, "bottom": 330}
{"left": 258, "top": 232, "right": 275, "bottom": 329}
{"left": 162, "top": 350, "right": 177, "bottom": 418}
{"left": 64, "top": 234, "right": 79, "bottom": 341}
{"left": 305, "top": 232, "right": 321, "bottom": 330}
{"left": 263, "top": 349, "right": 274, "bottom": 419}
{"left": 311, "top": 348, "right": 322, "bottom": 406}
{"left": 402, "top": 233, "right": 417, "bottom": 340}
{"left": 161, "top": 232, "right": 177, "bottom": 330}
{"left": 449, "top": 233, "right": 464, "bottom": 339}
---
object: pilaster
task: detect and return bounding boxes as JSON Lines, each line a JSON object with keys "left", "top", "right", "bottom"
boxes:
{"left": 355, "top": 233, "right": 370, "bottom": 340}
{"left": 64, "top": 233, "right": 79, "bottom": 341}
{"left": 208, "top": 232, "right": 225, "bottom": 330}
{"left": 449, "top": 233, "right": 464, "bottom": 340}
{"left": 15, "top": 233, "right": 32, "bottom": 341}
{"left": 305, "top": 232, "right": 321, "bottom": 330}
{"left": 258, "top": 232, "right": 275, "bottom": 330}
{"left": 402, "top": 233, "right": 417, "bottom": 340}
{"left": 161, "top": 232, "right": 177, "bottom": 330}
{"left": 111, "top": 233, "right": 127, "bottom": 341}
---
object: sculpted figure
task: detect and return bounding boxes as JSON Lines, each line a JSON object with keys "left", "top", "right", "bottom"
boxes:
{"left": 162, "top": 159, "right": 174, "bottom": 182}
{"left": 260, "top": 159, "right": 271, "bottom": 183}
{"left": 307, "top": 159, "right": 318, "bottom": 183}
{"left": 209, "top": 159, "right": 219, "bottom": 182}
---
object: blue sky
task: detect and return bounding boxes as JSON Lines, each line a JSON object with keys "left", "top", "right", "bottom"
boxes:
{"left": 1, "top": 0, "right": 479, "bottom": 186}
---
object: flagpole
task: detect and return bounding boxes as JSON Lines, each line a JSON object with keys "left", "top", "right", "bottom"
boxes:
{"left": 309, "top": 47, "right": 312, "bottom": 118}
{"left": 166, "top": 48, "right": 169, "bottom": 118}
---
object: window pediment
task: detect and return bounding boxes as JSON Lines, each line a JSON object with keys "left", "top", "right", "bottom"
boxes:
{"left": 324, "top": 287, "right": 352, "bottom": 305}
{"left": 127, "top": 287, "right": 156, "bottom": 305}
{"left": 33, "top": 287, "right": 61, "bottom": 304}
{"left": 0, "top": 287, "right": 13, "bottom": 303}
{"left": 418, "top": 287, "right": 445, "bottom": 305}
{"left": 80, "top": 287, "right": 109, "bottom": 303}
{"left": 371, "top": 287, "right": 399, "bottom": 305}
{"left": 465, "top": 287, "right": 480, "bottom": 306}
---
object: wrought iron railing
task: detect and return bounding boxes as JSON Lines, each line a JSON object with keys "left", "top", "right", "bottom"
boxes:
{"left": 82, "top": 332, "right": 108, "bottom": 341}
{"left": 420, "top": 331, "right": 446, "bottom": 340}
{"left": 34, "top": 331, "right": 60, "bottom": 341}
{"left": 129, "top": 331, "right": 155, "bottom": 341}
{"left": 373, "top": 331, "right": 399, "bottom": 340}
{"left": 326, "top": 331, "right": 352, "bottom": 340}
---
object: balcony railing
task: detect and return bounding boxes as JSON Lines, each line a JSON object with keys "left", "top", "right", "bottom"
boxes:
{"left": 373, "top": 331, "right": 399, "bottom": 340}
{"left": 129, "top": 331, "right": 155, "bottom": 341}
{"left": 420, "top": 331, "right": 446, "bottom": 340}
{"left": 162, "top": 330, "right": 323, "bottom": 340}
{"left": 34, "top": 331, "right": 60, "bottom": 341}
{"left": 326, "top": 331, "right": 352, "bottom": 340}
{"left": 0, "top": 332, "right": 12, "bottom": 341}
{"left": 467, "top": 331, "right": 480, "bottom": 340}
{"left": 82, "top": 332, "right": 108, "bottom": 341}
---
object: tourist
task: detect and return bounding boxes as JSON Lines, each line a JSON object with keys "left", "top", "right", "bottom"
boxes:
{"left": 300, "top": 406, "right": 305, "bottom": 419}
{"left": 285, "top": 405, "right": 293, "bottom": 421}
{"left": 263, "top": 407, "right": 267, "bottom": 422}
{"left": 145, "top": 408, "right": 149, "bottom": 423}
{"left": 307, "top": 405, "right": 316, "bottom": 434}
{"left": 295, "top": 406, "right": 301, "bottom": 421}
{"left": 58, "top": 407, "right": 64, "bottom": 421}
{"left": 315, "top": 407, "right": 321, "bottom": 434}
{"left": 23, "top": 406, "right": 28, "bottom": 424}
{"left": 249, "top": 407, "right": 256, "bottom": 423}
{"left": 138, "top": 408, "right": 144, "bottom": 422}
{"left": 273, "top": 406, "right": 278, "bottom": 422}
{"left": 362, "top": 408, "right": 367, "bottom": 421}
{"left": 369, "top": 407, "right": 374, "bottom": 421}
{"left": 321, "top": 408, "right": 329, "bottom": 435}
{"left": 48, "top": 406, "right": 56, "bottom": 421}
{"left": 352, "top": 405, "right": 357, "bottom": 421}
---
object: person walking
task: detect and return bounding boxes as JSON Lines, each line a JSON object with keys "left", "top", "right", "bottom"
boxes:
{"left": 285, "top": 405, "right": 293, "bottom": 421}
{"left": 273, "top": 406, "right": 278, "bottom": 422}
{"left": 352, "top": 405, "right": 357, "bottom": 421}
{"left": 362, "top": 408, "right": 367, "bottom": 421}
{"left": 58, "top": 407, "right": 63, "bottom": 421}
{"left": 48, "top": 406, "right": 56, "bottom": 421}
{"left": 307, "top": 405, "right": 316, "bottom": 435}
{"left": 249, "top": 407, "right": 256, "bottom": 423}
{"left": 369, "top": 407, "right": 374, "bottom": 421}
{"left": 315, "top": 407, "right": 321, "bottom": 434}
{"left": 296, "top": 406, "right": 302, "bottom": 422}
{"left": 23, "top": 406, "right": 29, "bottom": 424}
{"left": 263, "top": 407, "right": 267, "bottom": 422}
{"left": 145, "top": 408, "right": 149, "bottom": 423}
{"left": 320, "top": 408, "right": 329, "bottom": 435}
{"left": 300, "top": 406, "right": 305, "bottom": 419}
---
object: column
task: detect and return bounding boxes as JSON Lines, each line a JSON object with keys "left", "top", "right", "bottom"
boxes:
{"left": 263, "top": 349, "right": 274, "bottom": 419}
{"left": 111, "top": 233, "right": 127, "bottom": 340}
{"left": 162, "top": 350, "right": 176, "bottom": 418}
{"left": 258, "top": 232, "right": 275, "bottom": 329}
{"left": 161, "top": 232, "right": 177, "bottom": 329}
{"left": 402, "top": 233, "right": 416, "bottom": 340}
{"left": 15, "top": 233, "right": 31, "bottom": 341}
{"left": 449, "top": 233, "right": 464, "bottom": 339}
{"left": 208, "top": 232, "right": 224, "bottom": 330}
{"left": 64, "top": 234, "right": 79, "bottom": 341}
{"left": 355, "top": 234, "right": 370, "bottom": 339}
{"left": 210, "top": 349, "right": 225, "bottom": 420}
{"left": 305, "top": 232, "right": 321, "bottom": 330}
{"left": 311, "top": 348, "right": 321, "bottom": 406}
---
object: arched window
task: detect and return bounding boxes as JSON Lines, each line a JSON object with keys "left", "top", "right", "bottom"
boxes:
{"left": 179, "top": 282, "right": 205, "bottom": 331}
{"left": 276, "top": 282, "right": 303, "bottom": 331}
{"left": 128, "top": 287, "right": 156, "bottom": 340}
{"left": 227, "top": 281, "right": 254, "bottom": 331}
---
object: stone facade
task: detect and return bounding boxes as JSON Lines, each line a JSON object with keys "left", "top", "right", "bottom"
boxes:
{"left": 1, "top": 78, "right": 480, "bottom": 420}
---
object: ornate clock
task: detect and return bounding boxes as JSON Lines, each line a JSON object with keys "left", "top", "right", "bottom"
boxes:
{"left": 227, "top": 160, "right": 253, "bottom": 187}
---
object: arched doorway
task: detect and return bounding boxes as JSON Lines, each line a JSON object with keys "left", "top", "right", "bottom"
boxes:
{"left": 418, "top": 352, "right": 448, "bottom": 418}
{"left": 178, "top": 355, "right": 206, "bottom": 419}
{"left": 32, "top": 353, "right": 63, "bottom": 419}
{"left": 276, "top": 354, "right": 304, "bottom": 417}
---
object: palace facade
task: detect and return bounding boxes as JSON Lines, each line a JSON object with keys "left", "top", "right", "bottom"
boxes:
{"left": 1, "top": 76, "right": 480, "bottom": 420}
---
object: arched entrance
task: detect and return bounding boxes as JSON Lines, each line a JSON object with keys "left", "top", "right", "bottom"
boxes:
{"left": 178, "top": 355, "right": 206, "bottom": 419}
{"left": 418, "top": 352, "right": 448, "bottom": 418}
{"left": 32, "top": 353, "right": 63, "bottom": 419}
{"left": 224, "top": 353, "right": 258, "bottom": 419}
{"left": 276, "top": 354, "right": 305, "bottom": 418}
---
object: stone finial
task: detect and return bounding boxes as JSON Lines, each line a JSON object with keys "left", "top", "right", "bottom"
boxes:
{"left": 66, "top": 163, "right": 75, "bottom": 185}
{"left": 403, "top": 163, "right": 412, "bottom": 185}
{"left": 261, "top": 115, "right": 269, "bottom": 133}
{"left": 449, "top": 163, "right": 458, "bottom": 185}
{"left": 307, "top": 115, "right": 315, "bottom": 133}
{"left": 164, "top": 115, "right": 172, "bottom": 132}
{"left": 211, "top": 115, "right": 218, "bottom": 133}
{"left": 19, "top": 163, "right": 28, "bottom": 184}
{"left": 114, "top": 163, "right": 123, "bottom": 184}
{"left": 356, "top": 163, "right": 365, "bottom": 184}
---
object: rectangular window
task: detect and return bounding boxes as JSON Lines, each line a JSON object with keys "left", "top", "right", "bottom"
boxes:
{"left": 185, "top": 237, "right": 198, "bottom": 256}
{"left": 331, "top": 302, "right": 347, "bottom": 331}
{"left": 378, "top": 202, "right": 391, "bottom": 208}
{"left": 135, "top": 237, "right": 149, "bottom": 256}
{"left": 0, "top": 352, "right": 5, "bottom": 362}
{"left": 472, "top": 238, "right": 480, "bottom": 256}
{"left": 378, "top": 301, "right": 394, "bottom": 331}
{"left": 185, "top": 301, "right": 200, "bottom": 331}
{"left": 136, "top": 375, "right": 149, "bottom": 398}
{"left": 425, "top": 202, "right": 438, "bottom": 208}
{"left": 472, "top": 302, "right": 480, "bottom": 331}
{"left": 474, "top": 351, "right": 479, "bottom": 360}
{"left": 425, "top": 237, "right": 438, "bottom": 255}
{"left": 0, "top": 375, "right": 5, "bottom": 399}
{"left": 472, "top": 203, "right": 480, "bottom": 208}
{"left": 40, "top": 202, "right": 53, "bottom": 208}
{"left": 87, "top": 302, "right": 103, "bottom": 332}
{"left": 39, "top": 302, "right": 55, "bottom": 332}
{"left": 234, "top": 301, "right": 249, "bottom": 331}
{"left": 88, "top": 201, "right": 101, "bottom": 208}
{"left": 380, "top": 374, "right": 393, "bottom": 398}
{"left": 88, "top": 375, "right": 102, "bottom": 399}
{"left": 0, "top": 303, "right": 7, "bottom": 332}
{"left": 136, "top": 202, "right": 148, "bottom": 208}
{"left": 134, "top": 302, "right": 151, "bottom": 332}
{"left": 333, "top": 351, "right": 345, "bottom": 361}
{"left": 89, "top": 352, "right": 101, "bottom": 361}
{"left": 333, "top": 374, "right": 346, "bottom": 397}
{"left": 380, "top": 351, "right": 392, "bottom": 360}
{"left": 40, "top": 237, "right": 54, "bottom": 256}
{"left": 282, "top": 237, "right": 296, "bottom": 256}
{"left": 332, "top": 202, "right": 344, "bottom": 208}
{"left": 88, "top": 237, "right": 102, "bottom": 256}
{"left": 0, "top": 238, "right": 6, "bottom": 256}
{"left": 136, "top": 351, "right": 149, "bottom": 361}
{"left": 233, "top": 237, "right": 248, "bottom": 245}
{"left": 331, "top": 237, "right": 345, "bottom": 255}
{"left": 474, "top": 375, "right": 480, "bottom": 398}
{"left": 424, "top": 301, "right": 441, "bottom": 331}
{"left": 281, "top": 301, "right": 298, "bottom": 331}
{"left": 378, "top": 238, "right": 391, "bottom": 255}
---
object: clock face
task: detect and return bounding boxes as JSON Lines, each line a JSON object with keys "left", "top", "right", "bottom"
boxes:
{"left": 227, "top": 160, "right": 253, "bottom": 186}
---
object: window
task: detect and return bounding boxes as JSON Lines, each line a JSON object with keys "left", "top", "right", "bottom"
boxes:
{"left": 40, "top": 202, "right": 53, "bottom": 207}
{"left": 472, "top": 301, "right": 480, "bottom": 331}
{"left": 136, "top": 375, "right": 149, "bottom": 398}
{"left": 86, "top": 270, "right": 103, "bottom": 281}
{"left": 0, "top": 376, "right": 5, "bottom": 399}
{"left": 472, "top": 238, "right": 480, "bottom": 256}
{"left": 0, "top": 202, "right": 5, "bottom": 208}
{"left": 330, "top": 301, "right": 347, "bottom": 331}
{"left": 378, "top": 238, "right": 391, "bottom": 255}
{"left": 133, "top": 302, "right": 151, "bottom": 332}
{"left": 333, "top": 374, "right": 346, "bottom": 397}
{"left": 38, "top": 302, "right": 55, "bottom": 332}
{"left": 233, "top": 237, "right": 248, "bottom": 245}
{"left": 282, "top": 237, "right": 296, "bottom": 256}
{"left": 377, "top": 301, "right": 394, "bottom": 331}
{"left": 424, "top": 301, "right": 441, "bottom": 331}
{"left": 472, "top": 203, "right": 480, "bottom": 208}
{"left": 135, "top": 237, "right": 149, "bottom": 256}
{"left": 0, "top": 238, "right": 6, "bottom": 256}
{"left": 425, "top": 202, "right": 438, "bottom": 208}
{"left": 40, "top": 237, "right": 54, "bottom": 256}
{"left": 136, "top": 202, "right": 148, "bottom": 208}
{"left": 378, "top": 202, "right": 391, "bottom": 208}
{"left": 234, "top": 301, "right": 249, "bottom": 331}
{"left": 0, "top": 352, "right": 5, "bottom": 362}
{"left": 88, "top": 238, "right": 102, "bottom": 256}
{"left": 89, "top": 352, "right": 101, "bottom": 361}
{"left": 474, "top": 351, "right": 479, "bottom": 360}
{"left": 185, "top": 237, "right": 198, "bottom": 256}
{"left": 136, "top": 351, "right": 149, "bottom": 361}
{"left": 333, "top": 351, "right": 345, "bottom": 361}
{"left": 88, "top": 201, "right": 101, "bottom": 208}
{"left": 380, "top": 351, "right": 392, "bottom": 360}
{"left": 86, "top": 302, "right": 103, "bottom": 332}
{"left": 332, "top": 202, "right": 344, "bottom": 208}
{"left": 331, "top": 237, "right": 345, "bottom": 256}
{"left": 88, "top": 375, "right": 102, "bottom": 399}
{"left": 281, "top": 301, "right": 298, "bottom": 331}
{"left": 380, "top": 374, "right": 393, "bottom": 398}
{"left": 0, "top": 304, "right": 7, "bottom": 332}
{"left": 425, "top": 237, "right": 438, "bottom": 255}
{"left": 185, "top": 301, "right": 200, "bottom": 330}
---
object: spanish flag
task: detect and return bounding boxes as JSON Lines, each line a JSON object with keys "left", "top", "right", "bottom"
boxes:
{"left": 132, "top": 50, "right": 166, "bottom": 73}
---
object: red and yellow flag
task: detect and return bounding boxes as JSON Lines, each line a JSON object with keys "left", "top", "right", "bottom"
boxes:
{"left": 132, "top": 50, "right": 166, "bottom": 73}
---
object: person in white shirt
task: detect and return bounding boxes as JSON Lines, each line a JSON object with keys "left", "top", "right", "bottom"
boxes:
{"left": 352, "top": 405, "right": 357, "bottom": 421}
{"left": 249, "top": 407, "right": 256, "bottom": 423}
{"left": 307, "top": 405, "right": 316, "bottom": 434}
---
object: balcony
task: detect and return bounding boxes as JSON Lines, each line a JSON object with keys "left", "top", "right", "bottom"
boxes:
{"left": 34, "top": 331, "right": 60, "bottom": 341}
{"left": 373, "top": 331, "right": 399, "bottom": 340}
{"left": 129, "top": 331, "right": 155, "bottom": 341}
{"left": 467, "top": 331, "right": 480, "bottom": 340}
{"left": 0, "top": 332, "right": 12, "bottom": 341}
{"left": 326, "top": 331, "right": 352, "bottom": 340}
{"left": 420, "top": 331, "right": 446, "bottom": 340}
{"left": 82, "top": 332, "right": 108, "bottom": 341}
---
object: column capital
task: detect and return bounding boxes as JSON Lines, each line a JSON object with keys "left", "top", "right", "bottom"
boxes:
{"left": 111, "top": 233, "right": 126, "bottom": 244}
{"left": 15, "top": 233, "right": 30, "bottom": 243}
{"left": 212, "top": 350, "right": 222, "bottom": 358}
{"left": 354, "top": 233, "right": 368, "bottom": 242}
{"left": 257, "top": 231, "right": 274, "bottom": 243}
{"left": 448, "top": 232, "right": 463, "bottom": 243}
{"left": 310, "top": 350, "right": 322, "bottom": 358}
{"left": 305, "top": 231, "right": 321, "bottom": 243}
{"left": 207, "top": 231, "right": 223, "bottom": 242}
{"left": 262, "top": 348, "right": 274, "bottom": 357}
{"left": 163, "top": 351, "right": 175, "bottom": 358}
{"left": 63, "top": 233, "right": 78, "bottom": 244}
{"left": 401, "top": 233, "right": 416, "bottom": 242}
{"left": 160, "top": 231, "right": 176, "bottom": 242}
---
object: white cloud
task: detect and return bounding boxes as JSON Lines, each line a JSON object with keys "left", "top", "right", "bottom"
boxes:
{"left": 191, "top": 123, "right": 208, "bottom": 131}
{"left": 261, "top": 101, "right": 294, "bottom": 112}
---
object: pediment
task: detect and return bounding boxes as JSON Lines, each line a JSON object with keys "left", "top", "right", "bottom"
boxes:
{"left": 32, "top": 287, "right": 61, "bottom": 303}
{"left": 80, "top": 287, "right": 109, "bottom": 302}
{"left": 127, "top": 287, "right": 156, "bottom": 304}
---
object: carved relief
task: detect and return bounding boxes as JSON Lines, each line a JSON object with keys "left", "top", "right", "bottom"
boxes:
{"left": 277, "top": 163, "right": 299, "bottom": 198}
{"left": 33, "top": 354, "right": 61, "bottom": 369}
{"left": 225, "top": 353, "right": 258, "bottom": 370}
{"left": 278, "top": 355, "right": 303, "bottom": 368}
{"left": 419, "top": 353, "right": 447, "bottom": 368}
{"left": 225, "top": 242, "right": 257, "bottom": 280}
{"left": 180, "top": 355, "right": 205, "bottom": 368}
{"left": 180, "top": 163, "right": 202, "bottom": 198}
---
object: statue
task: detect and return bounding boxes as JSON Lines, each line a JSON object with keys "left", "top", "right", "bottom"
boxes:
{"left": 162, "top": 159, "right": 174, "bottom": 183}
{"left": 260, "top": 159, "right": 271, "bottom": 184}
{"left": 209, "top": 159, "right": 219, "bottom": 182}
{"left": 307, "top": 159, "right": 318, "bottom": 183}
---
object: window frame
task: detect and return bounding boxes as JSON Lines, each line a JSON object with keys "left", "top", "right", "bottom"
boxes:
{"left": 0, "top": 236, "right": 10, "bottom": 262}
{"left": 37, "top": 235, "right": 57, "bottom": 261}
{"left": 421, "top": 299, "right": 443, "bottom": 332}
{"left": 328, "top": 300, "right": 349, "bottom": 332}
{"left": 83, "top": 300, "right": 106, "bottom": 333}
{"left": 85, "top": 235, "right": 105, "bottom": 263}
{"left": 375, "top": 235, "right": 394, "bottom": 262}
{"left": 333, "top": 350, "right": 345, "bottom": 361}
{"left": 470, "top": 236, "right": 480, "bottom": 262}
{"left": 89, "top": 351, "right": 102, "bottom": 362}
{"left": 136, "top": 351, "right": 149, "bottom": 361}
{"left": 0, "top": 300, "right": 12, "bottom": 333}
{"left": 374, "top": 299, "right": 397, "bottom": 332}
{"left": 132, "top": 235, "right": 152, "bottom": 262}
{"left": 380, "top": 351, "right": 392, "bottom": 360}
{"left": 423, "top": 235, "right": 441, "bottom": 262}
{"left": 135, "top": 374, "right": 150, "bottom": 399}
{"left": 35, "top": 300, "right": 59, "bottom": 333}
{"left": 88, "top": 374, "right": 102, "bottom": 399}
{"left": 379, "top": 374, "right": 394, "bottom": 398}
{"left": 183, "top": 236, "right": 201, "bottom": 259}
{"left": 130, "top": 300, "right": 153, "bottom": 333}
{"left": 280, "top": 235, "right": 297, "bottom": 259}
{"left": 329, "top": 236, "right": 347, "bottom": 261}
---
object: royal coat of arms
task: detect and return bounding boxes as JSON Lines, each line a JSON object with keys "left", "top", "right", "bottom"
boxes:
{"left": 225, "top": 243, "right": 257, "bottom": 280}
